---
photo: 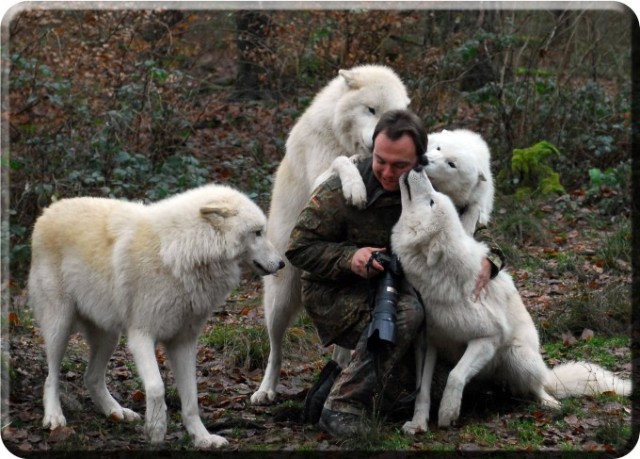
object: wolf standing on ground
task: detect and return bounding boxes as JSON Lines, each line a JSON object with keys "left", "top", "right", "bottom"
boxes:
{"left": 251, "top": 65, "right": 411, "bottom": 405}
{"left": 29, "top": 184, "right": 284, "bottom": 448}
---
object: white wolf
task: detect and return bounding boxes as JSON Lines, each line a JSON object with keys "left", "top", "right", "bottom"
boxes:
{"left": 424, "top": 129, "right": 493, "bottom": 234}
{"left": 324, "top": 128, "right": 494, "bottom": 236}
{"left": 251, "top": 65, "right": 410, "bottom": 405}
{"left": 392, "top": 168, "right": 631, "bottom": 434}
{"left": 28, "top": 184, "right": 284, "bottom": 448}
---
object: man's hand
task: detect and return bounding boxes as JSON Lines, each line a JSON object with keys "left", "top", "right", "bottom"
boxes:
{"left": 351, "top": 247, "right": 386, "bottom": 278}
{"left": 473, "top": 258, "right": 492, "bottom": 301}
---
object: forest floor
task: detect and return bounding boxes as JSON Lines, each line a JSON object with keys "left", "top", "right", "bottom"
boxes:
{"left": 2, "top": 188, "right": 635, "bottom": 457}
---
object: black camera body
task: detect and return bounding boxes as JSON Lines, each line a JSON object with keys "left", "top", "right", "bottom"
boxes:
{"left": 367, "top": 251, "right": 403, "bottom": 351}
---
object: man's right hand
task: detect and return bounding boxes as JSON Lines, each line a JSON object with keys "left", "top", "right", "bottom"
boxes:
{"left": 351, "top": 247, "right": 386, "bottom": 278}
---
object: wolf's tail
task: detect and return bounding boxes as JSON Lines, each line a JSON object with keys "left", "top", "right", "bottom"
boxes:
{"left": 545, "top": 361, "right": 631, "bottom": 398}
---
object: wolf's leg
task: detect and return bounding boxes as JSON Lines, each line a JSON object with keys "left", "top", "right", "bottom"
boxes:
{"left": 403, "top": 342, "right": 437, "bottom": 435}
{"left": 332, "top": 156, "right": 367, "bottom": 208}
{"left": 507, "top": 341, "right": 561, "bottom": 409}
{"left": 40, "top": 312, "right": 73, "bottom": 430}
{"left": 127, "top": 329, "right": 167, "bottom": 443}
{"left": 251, "top": 267, "right": 302, "bottom": 404}
{"left": 413, "top": 327, "right": 428, "bottom": 387}
{"left": 459, "top": 205, "right": 481, "bottom": 236}
{"left": 438, "top": 337, "right": 498, "bottom": 427}
{"left": 31, "top": 268, "right": 75, "bottom": 431}
{"left": 83, "top": 323, "right": 140, "bottom": 422}
{"left": 165, "top": 336, "right": 228, "bottom": 448}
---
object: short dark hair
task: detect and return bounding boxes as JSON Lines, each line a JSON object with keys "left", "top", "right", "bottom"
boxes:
{"left": 372, "top": 109, "right": 428, "bottom": 165}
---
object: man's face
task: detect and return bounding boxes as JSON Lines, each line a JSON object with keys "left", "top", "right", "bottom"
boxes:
{"left": 371, "top": 131, "right": 418, "bottom": 192}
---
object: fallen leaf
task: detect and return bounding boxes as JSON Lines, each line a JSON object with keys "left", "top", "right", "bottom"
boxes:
{"left": 580, "top": 329, "right": 594, "bottom": 341}
{"left": 48, "top": 426, "right": 74, "bottom": 443}
{"left": 8, "top": 311, "right": 20, "bottom": 326}
{"left": 562, "top": 332, "right": 577, "bottom": 347}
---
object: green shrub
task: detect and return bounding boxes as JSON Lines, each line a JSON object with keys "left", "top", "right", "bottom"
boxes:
{"left": 511, "top": 141, "right": 566, "bottom": 199}
{"left": 596, "top": 219, "right": 632, "bottom": 271}
{"left": 585, "top": 161, "right": 632, "bottom": 215}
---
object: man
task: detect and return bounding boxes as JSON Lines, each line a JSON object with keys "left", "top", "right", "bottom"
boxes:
{"left": 286, "top": 109, "right": 504, "bottom": 437}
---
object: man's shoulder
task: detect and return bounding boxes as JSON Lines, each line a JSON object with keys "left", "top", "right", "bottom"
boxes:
{"left": 315, "top": 173, "right": 344, "bottom": 194}
{"left": 324, "top": 156, "right": 372, "bottom": 189}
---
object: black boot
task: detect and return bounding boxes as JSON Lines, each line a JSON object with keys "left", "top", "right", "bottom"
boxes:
{"left": 301, "top": 360, "right": 342, "bottom": 424}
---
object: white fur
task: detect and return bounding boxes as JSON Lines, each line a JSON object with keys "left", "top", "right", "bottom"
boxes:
{"left": 251, "top": 65, "right": 410, "bottom": 404}
{"left": 425, "top": 129, "right": 494, "bottom": 234}
{"left": 391, "top": 169, "right": 631, "bottom": 434}
{"left": 28, "top": 184, "right": 284, "bottom": 448}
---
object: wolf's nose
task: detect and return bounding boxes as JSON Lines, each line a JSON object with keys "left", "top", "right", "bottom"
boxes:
{"left": 413, "top": 165, "right": 424, "bottom": 173}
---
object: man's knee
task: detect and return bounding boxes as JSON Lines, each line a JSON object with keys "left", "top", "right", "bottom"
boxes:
{"left": 396, "top": 293, "right": 424, "bottom": 335}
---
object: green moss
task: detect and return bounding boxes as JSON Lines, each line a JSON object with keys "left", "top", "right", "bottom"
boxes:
{"left": 511, "top": 141, "right": 566, "bottom": 198}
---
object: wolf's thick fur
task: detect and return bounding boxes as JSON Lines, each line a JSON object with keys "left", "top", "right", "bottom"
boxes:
{"left": 424, "top": 129, "right": 494, "bottom": 234}
{"left": 251, "top": 65, "right": 410, "bottom": 404}
{"left": 29, "top": 185, "right": 284, "bottom": 448}
{"left": 391, "top": 169, "right": 631, "bottom": 434}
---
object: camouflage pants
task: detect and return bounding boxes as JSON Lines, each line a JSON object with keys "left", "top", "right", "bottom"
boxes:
{"left": 323, "top": 280, "right": 424, "bottom": 416}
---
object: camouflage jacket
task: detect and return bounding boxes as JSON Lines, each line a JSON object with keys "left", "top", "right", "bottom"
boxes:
{"left": 285, "top": 158, "right": 504, "bottom": 346}
{"left": 286, "top": 157, "right": 504, "bottom": 282}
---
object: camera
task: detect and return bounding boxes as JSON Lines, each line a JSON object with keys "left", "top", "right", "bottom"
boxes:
{"left": 367, "top": 251, "right": 403, "bottom": 351}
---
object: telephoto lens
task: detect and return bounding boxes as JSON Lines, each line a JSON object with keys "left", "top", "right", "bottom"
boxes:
{"left": 367, "top": 251, "right": 402, "bottom": 351}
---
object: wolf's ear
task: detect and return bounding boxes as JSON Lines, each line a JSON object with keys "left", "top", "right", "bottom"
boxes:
{"left": 478, "top": 172, "right": 487, "bottom": 182}
{"left": 339, "top": 69, "right": 361, "bottom": 89}
{"left": 200, "top": 205, "right": 238, "bottom": 221}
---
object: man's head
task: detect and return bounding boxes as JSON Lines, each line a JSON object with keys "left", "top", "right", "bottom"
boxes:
{"left": 371, "top": 109, "right": 427, "bottom": 192}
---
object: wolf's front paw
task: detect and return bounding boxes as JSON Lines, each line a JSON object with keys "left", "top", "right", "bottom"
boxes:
{"left": 437, "top": 405, "right": 460, "bottom": 428}
{"left": 250, "top": 389, "right": 276, "bottom": 405}
{"left": 145, "top": 418, "right": 167, "bottom": 443}
{"left": 341, "top": 176, "right": 367, "bottom": 209}
{"left": 43, "top": 412, "right": 66, "bottom": 430}
{"left": 541, "top": 396, "right": 561, "bottom": 410}
{"left": 402, "top": 421, "right": 427, "bottom": 435}
{"left": 193, "top": 433, "right": 229, "bottom": 449}
{"left": 438, "top": 410, "right": 458, "bottom": 429}
{"left": 109, "top": 407, "right": 141, "bottom": 423}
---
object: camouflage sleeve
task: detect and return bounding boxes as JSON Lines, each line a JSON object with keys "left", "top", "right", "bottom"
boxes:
{"left": 473, "top": 223, "right": 505, "bottom": 278}
{"left": 285, "top": 178, "right": 358, "bottom": 281}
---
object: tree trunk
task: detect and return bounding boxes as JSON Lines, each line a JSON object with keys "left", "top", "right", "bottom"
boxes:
{"left": 233, "top": 11, "right": 271, "bottom": 100}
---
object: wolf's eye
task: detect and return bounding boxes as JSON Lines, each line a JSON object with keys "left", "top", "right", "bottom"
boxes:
{"left": 448, "top": 161, "right": 456, "bottom": 168}
{"left": 430, "top": 199, "right": 435, "bottom": 207}
{"left": 436, "top": 146, "right": 441, "bottom": 151}
{"left": 255, "top": 230, "right": 262, "bottom": 237}
{"left": 368, "top": 107, "right": 376, "bottom": 115}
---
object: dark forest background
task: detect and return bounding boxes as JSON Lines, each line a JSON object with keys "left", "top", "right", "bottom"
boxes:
{"left": 1, "top": 5, "right": 636, "bottom": 454}
{"left": 3, "top": 6, "right": 634, "bottom": 281}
